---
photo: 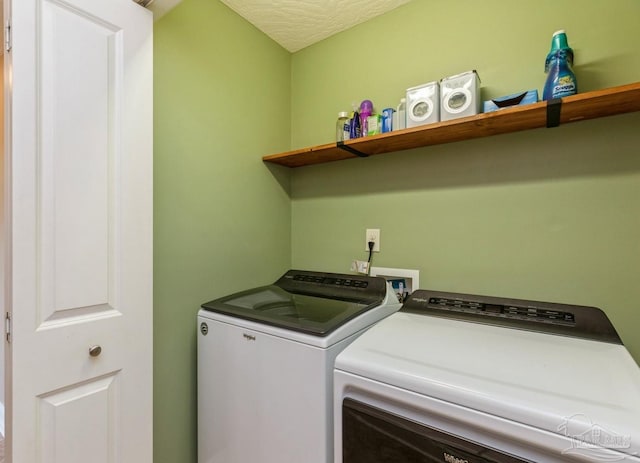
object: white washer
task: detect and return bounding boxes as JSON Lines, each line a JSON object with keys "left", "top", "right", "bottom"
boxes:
{"left": 334, "top": 290, "right": 640, "bottom": 462}
{"left": 198, "top": 269, "right": 400, "bottom": 463}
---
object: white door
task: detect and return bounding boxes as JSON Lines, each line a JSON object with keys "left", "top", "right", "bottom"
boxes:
{"left": 4, "top": 0, "right": 153, "bottom": 461}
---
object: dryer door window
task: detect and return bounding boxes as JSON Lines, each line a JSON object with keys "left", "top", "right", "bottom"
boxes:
{"left": 342, "top": 399, "right": 530, "bottom": 463}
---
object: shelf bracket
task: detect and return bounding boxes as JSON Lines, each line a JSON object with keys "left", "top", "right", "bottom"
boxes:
{"left": 337, "top": 141, "right": 368, "bottom": 158}
{"left": 546, "top": 98, "right": 562, "bottom": 128}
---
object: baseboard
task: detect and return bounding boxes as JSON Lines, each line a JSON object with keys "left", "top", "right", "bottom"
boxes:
{"left": 0, "top": 401, "right": 4, "bottom": 436}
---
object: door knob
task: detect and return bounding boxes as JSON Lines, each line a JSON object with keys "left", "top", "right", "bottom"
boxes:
{"left": 89, "top": 345, "right": 102, "bottom": 357}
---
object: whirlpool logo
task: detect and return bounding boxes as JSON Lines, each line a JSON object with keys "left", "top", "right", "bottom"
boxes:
{"left": 443, "top": 452, "right": 468, "bottom": 463}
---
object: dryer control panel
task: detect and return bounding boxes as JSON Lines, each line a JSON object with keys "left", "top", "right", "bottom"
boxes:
{"left": 403, "top": 290, "right": 622, "bottom": 344}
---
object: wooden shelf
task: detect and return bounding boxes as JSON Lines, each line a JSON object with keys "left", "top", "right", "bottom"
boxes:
{"left": 263, "top": 82, "right": 640, "bottom": 168}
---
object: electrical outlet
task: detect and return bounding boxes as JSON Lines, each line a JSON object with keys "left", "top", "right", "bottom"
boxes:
{"left": 365, "top": 228, "right": 380, "bottom": 252}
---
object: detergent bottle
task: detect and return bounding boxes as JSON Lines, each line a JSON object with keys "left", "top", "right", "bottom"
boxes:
{"left": 543, "top": 30, "right": 578, "bottom": 100}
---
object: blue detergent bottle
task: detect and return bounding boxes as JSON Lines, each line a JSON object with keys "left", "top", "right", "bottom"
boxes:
{"left": 543, "top": 30, "right": 578, "bottom": 100}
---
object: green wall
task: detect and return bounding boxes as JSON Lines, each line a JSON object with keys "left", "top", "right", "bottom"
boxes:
{"left": 154, "top": 1, "right": 640, "bottom": 461}
{"left": 291, "top": 0, "right": 640, "bottom": 146}
{"left": 290, "top": 0, "right": 640, "bottom": 361}
{"left": 153, "top": 1, "right": 291, "bottom": 461}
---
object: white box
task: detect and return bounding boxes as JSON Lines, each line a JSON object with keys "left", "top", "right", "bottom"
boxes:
{"left": 440, "top": 70, "right": 481, "bottom": 121}
{"left": 406, "top": 81, "right": 440, "bottom": 128}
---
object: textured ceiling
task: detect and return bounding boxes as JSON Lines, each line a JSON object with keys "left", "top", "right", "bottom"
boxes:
{"left": 218, "top": 0, "right": 412, "bottom": 52}
{"left": 149, "top": 0, "right": 412, "bottom": 52}
{"left": 148, "top": 0, "right": 184, "bottom": 19}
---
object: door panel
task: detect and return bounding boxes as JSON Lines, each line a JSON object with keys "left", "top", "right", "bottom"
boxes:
{"left": 5, "top": 0, "right": 153, "bottom": 461}
{"left": 40, "top": 0, "right": 120, "bottom": 323}
{"left": 39, "top": 373, "right": 119, "bottom": 463}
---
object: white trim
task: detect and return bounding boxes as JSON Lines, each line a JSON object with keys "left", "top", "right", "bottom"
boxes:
{"left": 0, "top": 400, "right": 4, "bottom": 436}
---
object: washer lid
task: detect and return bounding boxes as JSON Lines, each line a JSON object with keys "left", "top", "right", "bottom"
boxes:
{"left": 201, "top": 270, "right": 388, "bottom": 336}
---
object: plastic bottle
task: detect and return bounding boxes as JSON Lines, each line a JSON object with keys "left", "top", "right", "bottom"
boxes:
{"left": 350, "top": 110, "right": 361, "bottom": 139}
{"left": 336, "top": 111, "right": 350, "bottom": 142}
{"left": 543, "top": 30, "right": 577, "bottom": 100}
{"left": 382, "top": 108, "right": 394, "bottom": 133}
{"left": 359, "top": 100, "right": 374, "bottom": 137}
{"left": 396, "top": 98, "right": 406, "bottom": 130}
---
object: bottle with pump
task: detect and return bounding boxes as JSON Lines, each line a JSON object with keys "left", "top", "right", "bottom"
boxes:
{"left": 543, "top": 30, "right": 577, "bottom": 100}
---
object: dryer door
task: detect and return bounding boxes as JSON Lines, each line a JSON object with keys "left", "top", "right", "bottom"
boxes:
{"left": 342, "top": 399, "right": 530, "bottom": 463}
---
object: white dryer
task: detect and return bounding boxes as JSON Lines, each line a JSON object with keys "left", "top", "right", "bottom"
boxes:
{"left": 197, "top": 269, "right": 400, "bottom": 463}
{"left": 334, "top": 290, "right": 640, "bottom": 462}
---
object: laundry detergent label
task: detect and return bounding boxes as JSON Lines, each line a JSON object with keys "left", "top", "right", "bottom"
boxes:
{"left": 552, "top": 75, "right": 577, "bottom": 98}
